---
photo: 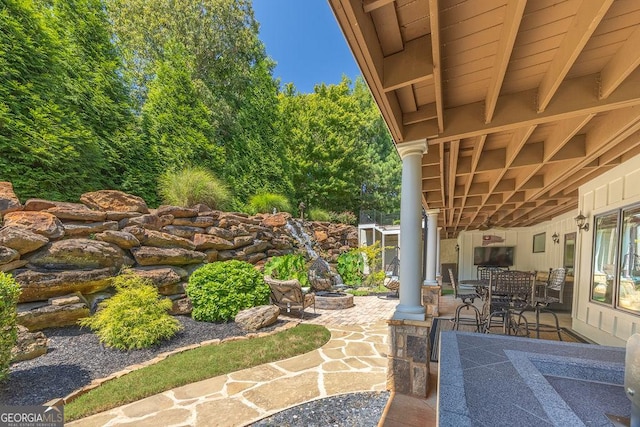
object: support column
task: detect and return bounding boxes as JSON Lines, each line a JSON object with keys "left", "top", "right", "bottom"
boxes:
{"left": 424, "top": 210, "right": 440, "bottom": 286}
{"left": 421, "top": 210, "right": 441, "bottom": 317}
{"left": 436, "top": 227, "right": 442, "bottom": 279}
{"left": 393, "top": 139, "right": 427, "bottom": 321}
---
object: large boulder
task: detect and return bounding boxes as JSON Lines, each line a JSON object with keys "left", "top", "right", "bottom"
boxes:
{"left": 13, "top": 268, "right": 114, "bottom": 302}
{"left": 3, "top": 211, "right": 64, "bottom": 239}
{"left": 80, "top": 190, "right": 149, "bottom": 213}
{"left": 206, "top": 226, "right": 235, "bottom": 240}
{"left": 162, "top": 225, "right": 204, "bottom": 239}
{"left": 168, "top": 295, "right": 192, "bottom": 315}
{"left": 119, "top": 214, "right": 167, "bottom": 231}
{"left": 124, "top": 226, "right": 196, "bottom": 250}
{"left": 261, "top": 212, "right": 290, "bottom": 228}
{"left": 232, "top": 235, "right": 254, "bottom": 249}
{"left": 129, "top": 266, "right": 187, "bottom": 288}
{"left": 130, "top": 246, "right": 206, "bottom": 266}
{"left": 172, "top": 216, "right": 216, "bottom": 228}
{"left": 11, "top": 325, "right": 48, "bottom": 362}
{"left": 193, "top": 233, "right": 235, "bottom": 251}
{"left": 235, "top": 305, "right": 279, "bottom": 331}
{"left": 0, "top": 182, "right": 22, "bottom": 214}
{"left": 62, "top": 221, "right": 119, "bottom": 238}
{"left": 45, "top": 205, "right": 107, "bottom": 222}
{"left": 155, "top": 205, "right": 199, "bottom": 218}
{"left": 243, "top": 241, "right": 271, "bottom": 255}
{"left": 26, "top": 239, "right": 126, "bottom": 270}
{"left": 94, "top": 230, "right": 140, "bottom": 249}
{"left": 0, "top": 259, "right": 28, "bottom": 272}
{"left": 0, "top": 246, "right": 20, "bottom": 264}
{"left": 17, "top": 301, "right": 89, "bottom": 331}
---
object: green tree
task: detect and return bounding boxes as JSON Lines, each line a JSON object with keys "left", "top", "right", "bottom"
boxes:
{"left": 142, "top": 41, "right": 224, "bottom": 173}
{"left": 106, "top": 0, "right": 292, "bottom": 208}
{"left": 0, "top": 0, "right": 134, "bottom": 201}
{"left": 278, "top": 77, "right": 399, "bottom": 215}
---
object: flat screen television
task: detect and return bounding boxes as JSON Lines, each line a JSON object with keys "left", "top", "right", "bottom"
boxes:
{"left": 473, "top": 246, "right": 515, "bottom": 267}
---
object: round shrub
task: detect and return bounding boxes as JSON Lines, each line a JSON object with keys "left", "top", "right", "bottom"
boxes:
{"left": 79, "top": 272, "right": 182, "bottom": 350}
{"left": 0, "top": 272, "right": 20, "bottom": 382}
{"left": 187, "top": 261, "right": 270, "bottom": 322}
{"left": 248, "top": 192, "right": 291, "bottom": 214}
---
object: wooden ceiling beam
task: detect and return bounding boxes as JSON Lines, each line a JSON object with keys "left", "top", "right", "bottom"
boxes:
{"left": 428, "top": 0, "right": 444, "bottom": 133}
{"left": 329, "top": 0, "right": 404, "bottom": 141}
{"left": 428, "top": 71, "right": 640, "bottom": 144}
{"left": 363, "top": 0, "right": 395, "bottom": 14}
{"left": 403, "top": 103, "right": 437, "bottom": 125}
{"left": 469, "top": 125, "right": 536, "bottom": 226}
{"left": 600, "top": 26, "right": 640, "bottom": 99}
{"left": 536, "top": 0, "right": 613, "bottom": 113}
{"left": 447, "top": 140, "right": 459, "bottom": 225}
{"left": 485, "top": 0, "right": 526, "bottom": 124}
{"left": 543, "top": 114, "right": 594, "bottom": 161}
{"left": 525, "top": 108, "right": 640, "bottom": 201}
{"left": 551, "top": 129, "right": 640, "bottom": 196}
{"left": 383, "top": 35, "right": 433, "bottom": 92}
{"left": 458, "top": 135, "right": 486, "bottom": 229}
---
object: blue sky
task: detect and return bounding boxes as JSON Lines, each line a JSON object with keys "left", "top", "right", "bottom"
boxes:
{"left": 252, "top": 0, "right": 362, "bottom": 93}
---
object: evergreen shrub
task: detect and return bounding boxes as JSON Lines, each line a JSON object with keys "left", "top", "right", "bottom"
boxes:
{"left": 158, "top": 167, "right": 230, "bottom": 209}
{"left": 263, "top": 254, "right": 309, "bottom": 286}
{"left": 79, "top": 272, "right": 181, "bottom": 350}
{"left": 248, "top": 193, "right": 291, "bottom": 214}
{"left": 186, "top": 261, "right": 270, "bottom": 322}
{"left": 0, "top": 273, "right": 20, "bottom": 381}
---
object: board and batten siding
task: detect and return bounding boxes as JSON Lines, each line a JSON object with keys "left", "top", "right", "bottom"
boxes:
{"left": 573, "top": 153, "right": 640, "bottom": 347}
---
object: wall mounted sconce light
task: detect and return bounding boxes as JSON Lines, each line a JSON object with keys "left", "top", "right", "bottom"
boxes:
{"left": 575, "top": 212, "right": 589, "bottom": 232}
{"left": 455, "top": 244, "right": 460, "bottom": 252}
{"left": 552, "top": 232, "right": 560, "bottom": 244}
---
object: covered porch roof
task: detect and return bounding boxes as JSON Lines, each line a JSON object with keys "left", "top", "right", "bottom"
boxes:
{"left": 328, "top": 0, "right": 640, "bottom": 238}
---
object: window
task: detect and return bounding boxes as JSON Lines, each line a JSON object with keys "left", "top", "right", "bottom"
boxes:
{"left": 591, "top": 205, "right": 640, "bottom": 314}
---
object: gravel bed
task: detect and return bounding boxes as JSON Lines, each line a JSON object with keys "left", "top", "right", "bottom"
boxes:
{"left": 0, "top": 317, "right": 288, "bottom": 406}
{"left": 251, "top": 391, "right": 390, "bottom": 427}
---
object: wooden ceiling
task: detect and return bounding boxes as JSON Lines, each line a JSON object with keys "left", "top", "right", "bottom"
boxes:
{"left": 329, "top": 0, "right": 640, "bottom": 237}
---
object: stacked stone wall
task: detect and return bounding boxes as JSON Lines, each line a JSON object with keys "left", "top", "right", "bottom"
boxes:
{"left": 0, "top": 182, "right": 358, "bottom": 335}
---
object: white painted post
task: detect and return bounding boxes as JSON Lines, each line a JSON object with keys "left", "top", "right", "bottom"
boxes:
{"left": 393, "top": 139, "right": 427, "bottom": 321}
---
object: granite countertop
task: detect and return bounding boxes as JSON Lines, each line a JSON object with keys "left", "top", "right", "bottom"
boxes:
{"left": 438, "top": 331, "right": 629, "bottom": 426}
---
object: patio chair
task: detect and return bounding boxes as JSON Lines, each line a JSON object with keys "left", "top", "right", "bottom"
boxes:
{"left": 521, "top": 268, "right": 567, "bottom": 340}
{"left": 483, "top": 270, "right": 534, "bottom": 336}
{"left": 449, "top": 268, "right": 482, "bottom": 332}
{"left": 265, "top": 276, "right": 315, "bottom": 319}
{"left": 383, "top": 255, "right": 400, "bottom": 298}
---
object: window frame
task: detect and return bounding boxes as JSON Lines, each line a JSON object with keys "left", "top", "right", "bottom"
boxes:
{"left": 590, "top": 203, "right": 640, "bottom": 316}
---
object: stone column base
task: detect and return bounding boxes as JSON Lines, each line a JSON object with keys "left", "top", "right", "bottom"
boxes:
{"left": 386, "top": 319, "right": 431, "bottom": 398}
{"left": 421, "top": 285, "right": 441, "bottom": 318}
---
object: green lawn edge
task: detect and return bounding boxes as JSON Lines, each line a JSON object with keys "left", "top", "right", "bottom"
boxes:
{"left": 64, "top": 323, "right": 331, "bottom": 422}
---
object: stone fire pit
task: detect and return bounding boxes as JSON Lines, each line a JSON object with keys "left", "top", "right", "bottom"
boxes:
{"left": 314, "top": 291, "right": 354, "bottom": 310}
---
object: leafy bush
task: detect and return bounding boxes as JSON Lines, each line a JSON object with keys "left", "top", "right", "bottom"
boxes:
{"left": 309, "top": 208, "right": 330, "bottom": 221}
{"left": 0, "top": 273, "right": 20, "bottom": 381}
{"left": 186, "top": 261, "right": 270, "bottom": 322}
{"left": 264, "top": 254, "right": 309, "bottom": 286}
{"left": 248, "top": 193, "right": 291, "bottom": 214}
{"left": 158, "top": 166, "right": 230, "bottom": 209}
{"left": 360, "top": 242, "right": 386, "bottom": 286}
{"left": 79, "top": 272, "right": 181, "bottom": 350}
{"left": 337, "top": 249, "right": 365, "bottom": 286}
{"left": 330, "top": 211, "right": 357, "bottom": 225}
